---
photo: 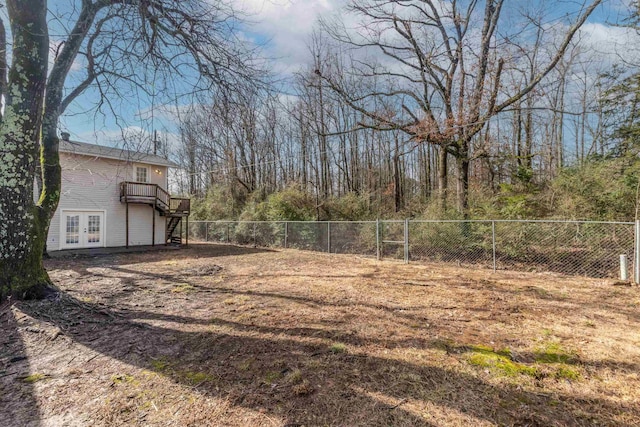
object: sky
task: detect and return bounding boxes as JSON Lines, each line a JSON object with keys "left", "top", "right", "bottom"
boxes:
{"left": 54, "top": 0, "right": 346, "bottom": 147}
{"left": 3, "top": 0, "right": 638, "bottom": 150}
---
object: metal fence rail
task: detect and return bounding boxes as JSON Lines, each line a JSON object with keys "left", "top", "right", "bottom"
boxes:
{"left": 188, "top": 219, "right": 639, "bottom": 280}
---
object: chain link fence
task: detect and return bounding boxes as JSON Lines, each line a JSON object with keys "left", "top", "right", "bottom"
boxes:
{"left": 188, "top": 220, "right": 638, "bottom": 280}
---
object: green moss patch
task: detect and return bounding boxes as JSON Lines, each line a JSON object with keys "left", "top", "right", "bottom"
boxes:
{"left": 466, "top": 343, "right": 582, "bottom": 381}
{"left": 150, "top": 358, "right": 170, "bottom": 372}
{"left": 181, "top": 371, "right": 214, "bottom": 385}
{"left": 467, "top": 345, "right": 538, "bottom": 377}
{"left": 23, "top": 373, "right": 48, "bottom": 383}
{"left": 330, "top": 343, "right": 347, "bottom": 354}
{"left": 534, "top": 342, "right": 578, "bottom": 364}
{"left": 554, "top": 366, "right": 581, "bottom": 380}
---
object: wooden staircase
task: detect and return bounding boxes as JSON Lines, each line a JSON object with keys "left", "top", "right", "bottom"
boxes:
{"left": 120, "top": 181, "right": 190, "bottom": 246}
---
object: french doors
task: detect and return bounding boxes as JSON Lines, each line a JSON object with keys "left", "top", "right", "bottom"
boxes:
{"left": 62, "top": 211, "right": 105, "bottom": 249}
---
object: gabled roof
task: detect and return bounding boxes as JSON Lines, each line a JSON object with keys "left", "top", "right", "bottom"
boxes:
{"left": 59, "top": 139, "right": 179, "bottom": 168}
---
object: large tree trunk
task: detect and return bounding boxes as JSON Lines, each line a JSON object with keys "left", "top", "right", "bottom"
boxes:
{"left": 38, "top": 0, "right": 96, "bottom": 261}
{"left": 0, "top": 0, "right": 52, "bottom": 300}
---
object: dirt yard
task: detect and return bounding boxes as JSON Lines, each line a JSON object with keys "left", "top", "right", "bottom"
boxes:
{"left": 1, "top": 244, "right": 639, "bottom": 426}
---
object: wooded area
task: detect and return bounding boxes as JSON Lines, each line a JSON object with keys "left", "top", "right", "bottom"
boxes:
{"left": 176, "top": 0, "right": 640, "bottom": 223}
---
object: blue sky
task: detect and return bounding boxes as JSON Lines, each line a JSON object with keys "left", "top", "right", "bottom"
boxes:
{"left": 4, "top": 0, "right": 638, "bottom": 149}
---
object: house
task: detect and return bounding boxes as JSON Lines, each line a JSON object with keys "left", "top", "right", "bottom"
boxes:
{"left": 43, "top": 132, "right": 190, "bottom": 252}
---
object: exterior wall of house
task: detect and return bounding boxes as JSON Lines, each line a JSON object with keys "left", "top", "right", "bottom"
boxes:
{"left": 132, "top": 162, "right": 167, "bottom": 187}
{"left": 47, "top": 153, "right": 169, "bottom": 251}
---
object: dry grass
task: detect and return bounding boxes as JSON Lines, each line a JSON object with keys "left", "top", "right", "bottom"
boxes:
{"left": 1, "top": 243, "right": 639, "bottom": 426}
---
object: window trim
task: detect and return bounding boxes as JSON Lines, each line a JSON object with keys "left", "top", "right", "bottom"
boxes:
{"left": 135, "top": 165, "right": 149, "bottom": 183}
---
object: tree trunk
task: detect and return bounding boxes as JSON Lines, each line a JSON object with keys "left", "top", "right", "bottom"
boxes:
{"left": 456, "top": 156, "right": 470, "bottom": 217}
{"left": 393, "top": 154, "right": 402, "bottom": 212}
{"left": 524, "top": 95, "right": 534, "bottom": 171}
{"left": 437, "top": 146, "right": 448, "bottom": 211}
{"left": 0, "top": 0, "right": 53, "bottom": 300}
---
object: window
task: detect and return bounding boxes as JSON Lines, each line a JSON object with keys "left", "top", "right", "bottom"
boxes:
{"left": 136, "top": 166, "right": 148, "bottom": 183}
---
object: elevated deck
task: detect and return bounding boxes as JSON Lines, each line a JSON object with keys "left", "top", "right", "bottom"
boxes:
{"left": 119, "top": 181, "right": 190, "bottom": 246}
{"left": 119, "top": 181, "right": 190, "bottom": 216}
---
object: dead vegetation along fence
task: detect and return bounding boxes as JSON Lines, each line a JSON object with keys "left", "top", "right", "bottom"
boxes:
{"left": 187, "top": 220, "right": 640, "bottom": 280}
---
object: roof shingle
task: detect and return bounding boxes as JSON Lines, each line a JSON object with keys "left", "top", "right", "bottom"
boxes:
{"left": 59, "top": 140, "right": 178, "bottom": 168}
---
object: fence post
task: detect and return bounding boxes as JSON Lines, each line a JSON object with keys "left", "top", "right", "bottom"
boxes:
{"left": 492, "top": 221, "right": 497, "bottom": 272}
{"left": 376, "top": 219, "right": 381, "bottom": 260}
{"left": 404, "top": 218, "right": 409, "bottom": 264}
{"left": 327, "top": 222, "right": 331, "bottom": 253}
{"left": 635, "top": 220, "right": 640, "bottom": 283}
{"left": 226, "top": 222, "right": 230, "bottom": 243}
{"left": 621, "top": 254, "right": 629, "bottom": 281}
{"left": 253, "top": 222, "right": 257, "bottom": 247}
{"left": 284, "top": 221, "right": 288, "bottom": 248}
{"left": 205, "top": 222, "right": 208, "bottom": 242}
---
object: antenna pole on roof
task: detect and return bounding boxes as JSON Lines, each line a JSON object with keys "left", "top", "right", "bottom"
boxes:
{"left": 153, "top": 130, "right": 158, "bottom": 156}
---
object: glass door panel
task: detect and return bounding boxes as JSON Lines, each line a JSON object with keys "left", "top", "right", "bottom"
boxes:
{"left": 85, "top": 214, "right": 102, "bottom": 247}
{"left": 65, "top": 214, "right": 81, "bottom": 247}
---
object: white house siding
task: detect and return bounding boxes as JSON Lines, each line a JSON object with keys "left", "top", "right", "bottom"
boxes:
{"left": 47, "top": 153, "right": 169, "bottom": 251}
{"left": 126, "top": 204, "right": 167, "bottom": 246}
{"left": 134, "top": 162, "right": 167, "bottom": 188}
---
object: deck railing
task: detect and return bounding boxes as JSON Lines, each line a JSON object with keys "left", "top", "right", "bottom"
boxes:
{"left": 170, "top": 197, "right": 191, "bottom": 215}
{"left": 157, "top": 185, "right": 170, "bottom": 210}
{"left": 120, "top": 181, "right": 188, "bottom": 214}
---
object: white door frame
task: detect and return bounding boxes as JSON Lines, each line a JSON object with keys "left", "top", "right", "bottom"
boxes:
{"left": 60, "top": 209, "right": 107, "bottom": 249}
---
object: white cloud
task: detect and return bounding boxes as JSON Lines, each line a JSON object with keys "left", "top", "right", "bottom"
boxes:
{"left": 578, "top": 22, "right": 640, "bottom": 64}
{"left": 239, "top": 0, "right": 343, "bottom": 73}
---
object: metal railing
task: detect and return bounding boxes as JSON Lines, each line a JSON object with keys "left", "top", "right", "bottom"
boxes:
{"left": 187, "top": 219, "right": 639, "bottom": 280}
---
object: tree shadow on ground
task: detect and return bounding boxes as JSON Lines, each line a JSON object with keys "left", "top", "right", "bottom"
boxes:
{"left": 92, "top": 263, "right": 640, "bottom": 359}
{"left": 51, "top": 243, "right": 274, "bottom": 268}
{"left": 56, "top": 254, "right": 640, "bottom": 376}
{"left": 11, "top": 292, "right": 639, "bottom": 427}
{"left": 11, "top": 244, "right": 638, "bottom": 425}
{"left": 0, "top": 302, "right": 42, "bottom": 427}
{"left": 99, "top": 306, "right": 640, "bottom": 376}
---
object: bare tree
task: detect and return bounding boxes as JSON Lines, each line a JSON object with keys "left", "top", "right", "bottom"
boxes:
{"left": 0, "top": 0, "right": 260, "bottom": 300}
{"left": 317, "top": 0, "right": 602, "bottom": 214}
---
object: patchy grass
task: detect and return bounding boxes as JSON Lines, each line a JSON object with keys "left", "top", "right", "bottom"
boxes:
{"left": 554, "top": 366, "right": 581, "bottom": 380}
{"left": 263, "top": 371, "right": 283, "bottom": 385}
{"left": 149, "top": 358, "right": 170, "bottom": 372}
{"left": 534, "top": 341, "right": 578, "bottom": 364}
{"left": 236, "top": 358, "right": 254, "bottom": 371}
{"left": 181, "top": 371, "right": 214, "bottom": 385}
{"left": 286, "top": 369, "right": 303, "bottom": 384}
{"left": 2, "top": 243, "right": 639, "bottom": 427}
{"left": 110, "top": 374, "right": 136, "bottom": 384}
{"left": 329, "top": 343, "right": 347, "bottom": 354}
{"left": 170, "top": 283, "right": 195, "bottom": 293}
{"left": 467, "top": 345, "right": 538, "bottom": 377}
{"left": 23, "top": 373, "right": 48, "bottom": 383}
